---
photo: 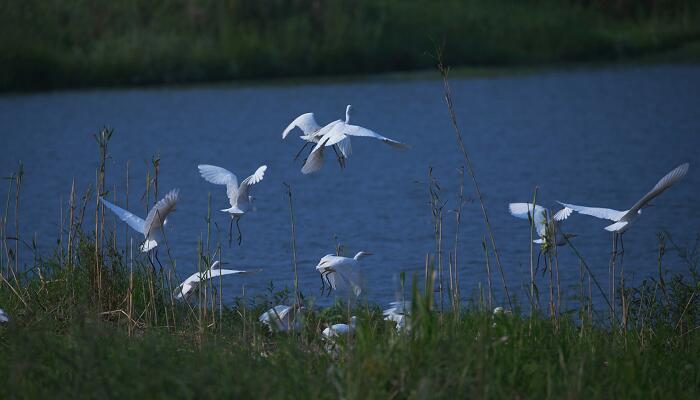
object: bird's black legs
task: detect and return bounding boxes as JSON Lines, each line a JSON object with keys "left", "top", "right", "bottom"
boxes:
{"left": 319, "top": 270, "right": 335, "bottom": 297}
{"left": 236, "top": 218, "right": 243, "bottom": 246}
{"left": 228, "top": 218, "right": 234, "bottom": 247}
{"left": 154, "top": 248, "right": 164, "bottom": 272}
{"left": 331, "top": 145, "right": 345, "bottom": 169}
{"left": 293, "top": 142, "right": 311, "bottom": 161}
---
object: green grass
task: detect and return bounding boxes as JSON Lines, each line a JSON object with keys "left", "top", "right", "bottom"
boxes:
{"left": 2, "top": 0, "right": 700, "bottom": 92}
{"left": 1, "top": 234, "right": 699, "bottom": 399}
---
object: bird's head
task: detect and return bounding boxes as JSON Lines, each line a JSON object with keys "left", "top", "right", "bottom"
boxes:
{"left": 345, "top": 104, "right": 353, "bottom": 123}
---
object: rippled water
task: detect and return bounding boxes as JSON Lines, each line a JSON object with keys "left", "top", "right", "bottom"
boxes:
{"left": 1, "top": 65, "right": 699, "bottom": 309}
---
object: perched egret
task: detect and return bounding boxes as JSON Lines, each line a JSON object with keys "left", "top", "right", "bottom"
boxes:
{"left": 197, "top": 164, "right": 267, "bottom": 245}
{"left": 314, "top": 251, "right": 372, "bottom": 297}
{"left": 558, "top": 163, "right": 689, "bottom": 250}
{"left": 173, "top": 261, "right": 260, "bottom": 300}
{"left": 322, "top": 316, "right": 358, "bottom": 340}
{"left": 101, "top": 189, "right": 179, "bottom": 268}
{"left": 0, "top": 308, "right": 8, "bottom": 323}
{"left": 383, "top": 301, "right": 410, "bottom": 332}
{"left": 259, "top": 305, "right": 304, "bottom": 332}
{"left": 300, "top": 105, "right": 409, "bottom": 174}
{"left": 282, "top": 111, "right": 351, "bottom": 167}
{"left": 508, "top": 203, "right": 576, "bottom": 247}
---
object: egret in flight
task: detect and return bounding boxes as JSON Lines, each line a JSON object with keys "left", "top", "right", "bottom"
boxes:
{"left": 259, "top": 304, "right": 304, "bottom": 333}
{"left": 101, "top": 189, "right": 179, "bottom": 269}
{"left": 558, "top": 162, "right": 689, "bottom": 250}
{"left": 508, "top": 203, "right": 575, "bottom": 248}
{"left": 293, "top": 105, "right": 408, "bottom": 174}
{"left": 173, "top": 261, "right": 260, "bottom": 300}
{"left": 198, "top": 164, "right": 267, "bottom": 245}
{"left": 282, "top": 110, "right": 351, "bottom": 167}
{"left": 315, "top": 251, "right": 372, "bottom": 297}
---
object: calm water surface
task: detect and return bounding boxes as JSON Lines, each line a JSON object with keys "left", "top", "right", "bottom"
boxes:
{"left": 1, "top": 65, "right": 699, "bottom": 309}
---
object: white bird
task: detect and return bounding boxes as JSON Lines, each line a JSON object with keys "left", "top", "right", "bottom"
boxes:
{"left": 259, "top": 305, "right": 304, "bottom": 333}
{"left": 198, "top": 164, "right": 267, "bottom": 245}
{"left": 299, "top": 105, "right": 409, "bottom": 174}
{"left": 315, "top": 251, "right": 372, "bottom": 297}
{"left": 322, "top": 316, "right": 358, "bottom": 340}
{"left": 383, "top": 301, "right": 410, "bottom": 332}
{"left": 508, "top": 203, "right": 576, "bottom": 248}
{"left": 558, "top": 163, "right": 689, "bottom": 244}
{"left": 173, "top": 261, "right": 260, "bottom": 300}
{"left": 282, "top": 110, "right": 352, "bottom": 167}
{"left": 0, "top": 308, "right": 9, "bottom": 323}
{"left": 101, "top": 189, "right": 179, "bottom": 267}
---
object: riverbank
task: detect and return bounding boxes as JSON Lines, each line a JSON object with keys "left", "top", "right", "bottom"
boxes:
{"left": 2, "top": 0, "right": 699, "bottom": 92}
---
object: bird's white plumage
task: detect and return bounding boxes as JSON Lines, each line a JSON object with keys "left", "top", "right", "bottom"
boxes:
{"left": 0, "top": 308, "right": 8, "bottom": 323}
{"left": 508, "top": 203, "right": 548, "bottom": 237}
{"left": 509, "top": 202, "right": 575, "bottom": 247}
{"left": 198, "top": 164, "right": 267, "bottom": 215}
{"left": 558, "top": 163, "right": 689, "bottom": 233}
{"left": 101, "top": 189, "right": 179, "bottom": 252}
{"left": 259, "top": 305, "right": 303, "bottom": 332}
{"left": 300, "top": 105, "right": 408, "bottom": 174}
{"left": 383, "top": 301, "right": 410, "bottom": 332}
{"left": 315, "top": 252, "right": 370, "bottom": 297}
{"left": 173, "top": 261, "right": 258, "bottom": 300}
{"left": 282, "top": 113, "right": 322, "bottom": 139}
{"left": 322, "top": 316, "right": 358, "bottom": 339}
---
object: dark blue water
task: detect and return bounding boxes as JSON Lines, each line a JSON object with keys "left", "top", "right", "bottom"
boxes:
{"left": 1, "top": 65, "right": 699, "bottom": 309}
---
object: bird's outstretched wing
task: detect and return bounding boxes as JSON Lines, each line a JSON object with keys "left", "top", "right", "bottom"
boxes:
{"left": 144, "top": 189, "right": 179, "bottom": 235}
{"left": 553, "top": 206, "right": 573, "bottom": 221}
{"left": 557, "top": 201, "right": 626, "bottom": 222}
{"left": 302, "top": 137, "right": 329, "bottom": 174}
{"left": 282, "top": 113, "right": 321, "bottom": 138}
{"left": 342, "top": 124, "right": 409, "bottom": 149}
{"left": 626, "top": 163, "right": 689, "bottom": 217}
{"left": 198, "top": 164, "right": 238, "bottom": 187}
{"left": 508, "top": 203, "right": 548, "bottom": 237}
{"left": 237, "top": 165, "right": 267, "bottom": 199}
{"left": 100, "top": 197, "right": 146, "bottom": 234}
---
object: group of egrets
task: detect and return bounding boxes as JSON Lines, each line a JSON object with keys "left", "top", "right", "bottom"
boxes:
{"left": 508, "top": 163, "right": 689, "bottom": 260}
{"left": 95, "top": 104, "right": 410, "bottom": 338}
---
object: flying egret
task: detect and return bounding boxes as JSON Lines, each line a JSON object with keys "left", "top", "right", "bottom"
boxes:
{"left": 101, "top": 189, "right": 179, "bottom": 269}
{"left": 322, "top": 316, "right": 358, "bottom": 340}
{"left": 259, "top": 304, "right": 304, "bottom": 333}
{"left": 508, "top": 203, "right": 576, "bottom": 248}
{"left": 0, "top": 308, "right": 8, "bottom": 323}
{"left": 383, "top": 301, "right": 410, "bottom": 332}
{"left": 197, "top": 164, "right": 267, "bottom": 245}
{"left": 173, "top": 261, "right": 260, "bottom": 300}
{"left": 300, "top": 105, "right": 409, "bottom": 174}
{"left": 314, "top": 251, "right": 372, "bottom": 297}
{"left": 558, "top": 163, "right": 689, "bottom": 251}
{"left": 282, "top": 111, "right": 351, "bottom": 167}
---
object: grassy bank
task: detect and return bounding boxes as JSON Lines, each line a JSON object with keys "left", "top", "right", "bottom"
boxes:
{"left": 1, "top": 235, "right": 699, "bottom": 399}
{"left": 2, "top": 0, "right": 700, "bottom": 92}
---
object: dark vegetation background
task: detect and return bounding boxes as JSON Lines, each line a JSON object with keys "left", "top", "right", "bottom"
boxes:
{"left": 1, "top": 0, "right": 699, "bottom": 92}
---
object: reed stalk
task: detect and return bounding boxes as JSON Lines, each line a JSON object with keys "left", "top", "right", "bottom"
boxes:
{"left": 283, "top": 183, "right": 301, "bottom": 307}
{"left": 437, "top": 53, "right": 512, "bottom": 310}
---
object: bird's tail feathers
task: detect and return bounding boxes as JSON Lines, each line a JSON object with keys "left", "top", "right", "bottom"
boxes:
{"left": 140, "top": 239, "right": 158, "bottom": 252}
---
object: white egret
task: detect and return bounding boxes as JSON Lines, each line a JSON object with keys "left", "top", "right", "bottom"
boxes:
{"left": 558, "top": 163, "right": 689, "bottom": 250}
{"left": 508, "top": 203, "right": 576, "bottom": 247}
{"left": 300, "top": 105, "right": 409, "bottom": 174}
{"left": 173, "top": 261, "right": 260, "bottom": 300}
{"left": 197, "top": 164, "right": 267, "bottom": 245}
{"left": 101, "top": 189, "right": 179, "bottom": 268}
{"left": 0, "top": 308, "right": 8, "bottom": 323}
{"left": 314, "top": 251, "right": 372, "bottom": 297}
{"left": 383, "top": 301, "right": 410, "bottom": 332}
{"left": 282, "top": 110, "right": 352, "bottom": 168}
{"left": 259, "top": 304, "right": 304, "bottom": 333}
{"left": 322, "top": 316, "right": 358, "bottom": 340}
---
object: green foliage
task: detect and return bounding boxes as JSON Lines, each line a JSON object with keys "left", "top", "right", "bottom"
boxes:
{"left": 1, "top": 0, "right": 699, "bottom": 91}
